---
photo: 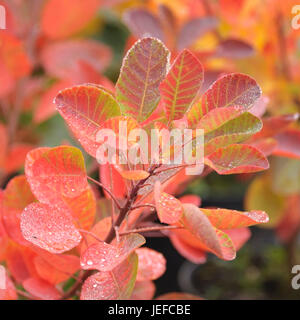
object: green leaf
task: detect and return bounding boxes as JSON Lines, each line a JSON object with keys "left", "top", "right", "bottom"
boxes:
{"left": 116, "top": 37, "right": 170, "bottom": 122}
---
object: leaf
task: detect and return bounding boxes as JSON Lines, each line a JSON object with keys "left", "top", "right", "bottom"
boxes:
{"left": 249, "top": 138, "right": 278, "bottom": 156}
{"left": 2, "top": 175, "right": 36, "bottom": 246}
{"left": 99, "top": 164, "right": 126, "bottom": 199}
{"left": 80, "top": 233, "right": 145, "bottom": 271}
{"left": 4, "top": 242, "right": 33, "bottom": 283}
{"left": 176, "top": 17, "right": 218, "bottom": 50}
{"left": 276, "top": 196, "right": 300, "bottom": 243}
{"left": 41, "top": 40, "right": 112, "bottom": 80}
{"left": 80, "top": 217, "right": 112, "bottom": 253}
{"left": 245, "top": 174, "right": 285, "bottom": 228}
{"left": 55, "top": 84, "right": 121, "bottom": 157}
{"left": 154, "top": 181, "right": 183, "bottom": 224}
{"left": 187, "top": 73, "right": 261, "bottom": 128}
{"left": 99, "top": 116, "right": 140, "bottom": 151}
{"left": 199, "top": 106, "right": 262, "bottom": 154}
{"left": 123, "top": 8, "right": 165, "bottom": 41}
{"left": 205, "top": 144, "right": 269, "bottom": 174}
{"left": 20, "top": 203, "right": 82, "bottom": 254}
{"left": 252, "top": 114, "right": 299, "bottom": 140}
{"left": 156, "top": 292, "right": 202, "bottom": 300}
{"left": 63, "top": 186, "right": 96, "bottom": 230}
{"left": 179, "top": 195, "right": 201, "bottom": 207}
{"left": 0, "top": 266, "right": 17, "bottom": 300}
{"left": 80, "top": 253, "right": 138, "bottom": 300}
{"left": 273, "top": 129, "right": 300, "bottom": 160}
{"left": 201, "top": 208, "right": 269, "bottom": 229}
{"left": 131, "top": 281, "right": 156, "bottom": 300}
{"left": 34, "top": 80, "right": 73, "bottom": 124}
{"left": 181, "top": 204, "right": 236, "bottom": 260}
{"left": 3, "top": 144, "right": 33, "bottom": 175}
{"left": 159, "top": 49, "right": 203, "bottom": 121}
{"left": 25, "top": 146, "right": 88, "bottom": 204}
{"left": 119, "top": 170, "right": 150, "bottom": 181}
{"left": 169, "top": 233, "right": 207, "bottom": 264}
{"left": 41, "top": 0, "right": 100, "bottom": 39}
{"left": 214, "top": 39, "right": 254, "bottom": 58}
{"left": 116, "top": 37, "right": 170, "bottom": 122}
{"left": 134, "top": 247, "right": 166, "bottom": 281}
{"left": 271, "top": 158, "right": 300, "bottom": 195}
{"left": 0, "top": 32, "right": 31, "bottom": 79}
{"left": 225, "top": 228, "right": 251, "bottom": 251}
{"left": 23, "top": 278, "right": 61, "bottom": 300}
{"left": 34, "top": 254, "right": 80, "bottom": 285}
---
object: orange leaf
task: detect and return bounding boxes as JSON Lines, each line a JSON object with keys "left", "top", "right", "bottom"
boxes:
{"left": 41, "top": 0, "right": 101, "bottom": 39}
{"left": 154, "top": 181, "right": 183, "bottom": 224}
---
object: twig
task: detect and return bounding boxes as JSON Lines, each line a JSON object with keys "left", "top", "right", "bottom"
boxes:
{"left": 87, "top": 176, "right": 121, "bottom": 210}
{"left": 120, "top": 225, "right": 182, "bottom": 236}
{"left": 131, "top": 203, "right": 156, "bottom": 210}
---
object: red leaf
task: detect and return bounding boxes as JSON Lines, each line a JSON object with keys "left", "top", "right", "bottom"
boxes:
{"left": 41, "top": 0, "right": 101, "bottom": 39}
{"left": 188, "top": 73, "right": 261, "bottom": 127}
{"left": 34, "top": 80, "right": 72, "bottom": 124}
{"left": 205, "top": 144, "right": 269, "bottom": 174}
{"left": 99, "top": 164, "right": 126, "bottom": 199}
{"left": 176, "top": 17, "right": 218, "bottom": 50}
{"left": 4, "top": 144, "right": 33, "bottom": 174}
{"left": 123, "top": 8, "right": 165, "bottom": 41}
{"left": 179, "top": 195, "right": 201, "bottom": 207}
{"left": 156, "top": 292, "right": 202, "bottom": 300}
{"left": 34, "top": 254, "right": 80, "bottom": 285}
{"left": 63, "top": 186, "right": 96, "bottom": 231}
{"left": 5, "top": 242, "right": 32, "bottom": 283}
{"left": 180, "top": 204, "right": 236, "bottom": 260}
{"left": 214, "top": 39, "right": 254, "bottom": 59}
{"left": 169, "top": 233, "right": 207, "bottom": 264}
{"left": 131, "top": 281, "right": 156, "bottom": 300}
{"left": 23, "top": 278, "right": 61, "bottom": 300}
{"left": 154, "top": 181, "right": 183, "bottom": 224}
{"left": 225, "top": 228, "right": 251, "bottom": 251}
{"left": 0, "top": 266, "right": 17, "bottom": 300}
{"left": 20, "top": 203, "right": 82, "bottom": 254}
{"left": 253, "top": 114, "right": 299, "bottom": 140}
{"left": 55, "top": 84, "right": 121, "bottom": 157}
{"left": 273, "top": 129, "right": 300, "bottom": 160}
{"left": 2, "top": 176, "right": 36, "bottom": 246}
{"left": 160, "top": 49, "right": 203, "bottom": 121}
{"left": 80, "top": 233, "right": 145, "bottom": 271}
{"left": 41, "top": 40, "right": 111, "bottom": 80}
{"left": 80, "top": 217, "right": 112, "bottom": 253}
{"left": 0, "top": 32, "right": 31, "bottom": 80}
{"left": 80, "top": 253, "right": 138, "bottom": 300}
{"left": 136, "top": 247, "right": 166, "bottom": 281}
{"left": 276, "top": 196, "right": 300, "bottom": 243}
{"left": 25, "top": 146, "right": 88, "bottom": 205}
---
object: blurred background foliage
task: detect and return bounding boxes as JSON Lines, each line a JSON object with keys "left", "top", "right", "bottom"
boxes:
{"left": 1, "top": 0, "right": 300, "bottom": 299}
